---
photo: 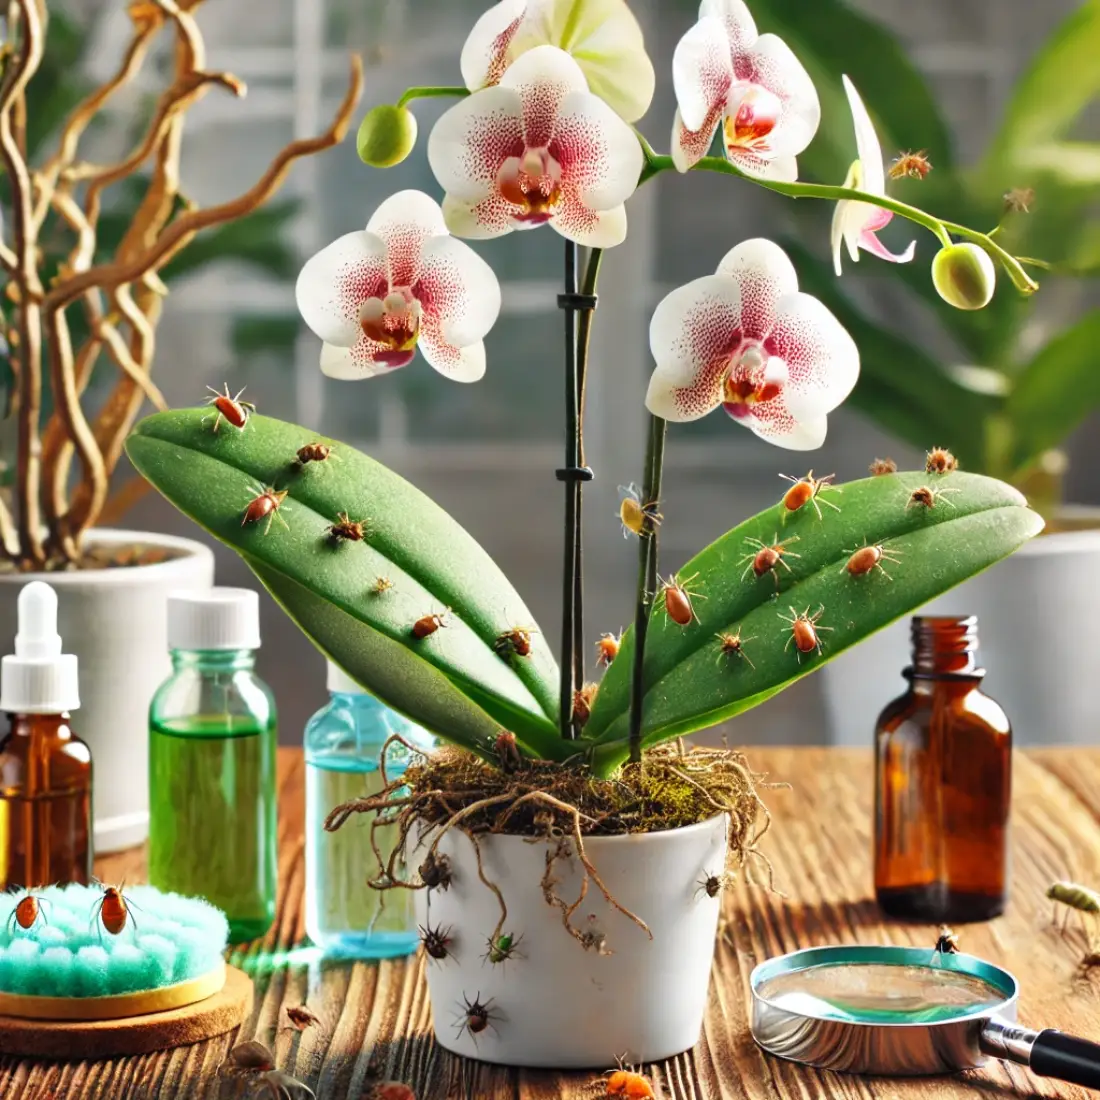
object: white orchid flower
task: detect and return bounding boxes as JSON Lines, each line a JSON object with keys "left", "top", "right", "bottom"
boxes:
{"left": 428, "top": 46, "right": 644, "bottom": 249}
{"left": 646, "top": 239, "right": 859, "bottom": 450}
{"left": 295, "top": 190, "right": 501, "bottom": 383}
{"left": 671, "top": 0, "right": 820, "bottom": 181}
{"left": 831, "top": 75, "right": 916, "bottom": 276}
{"left": 461, "top": 0, "right": 655, "bottom": 123}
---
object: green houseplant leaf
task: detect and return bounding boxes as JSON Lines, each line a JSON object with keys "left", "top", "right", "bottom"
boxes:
{"left": 586, "top": 471, "right": 1042, "bottom": 771}
{"left": 126, "top": 409, "right": 572, "bottom": 762}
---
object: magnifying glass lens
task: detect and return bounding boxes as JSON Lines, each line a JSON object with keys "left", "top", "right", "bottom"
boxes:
{"left": 758, "top": 962, "right": 1006, "bottom": 1025}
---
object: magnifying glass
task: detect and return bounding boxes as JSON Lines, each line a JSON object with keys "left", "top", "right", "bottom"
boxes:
{"left": 751, "top": 945, "right": 1100, "bottom": 1089}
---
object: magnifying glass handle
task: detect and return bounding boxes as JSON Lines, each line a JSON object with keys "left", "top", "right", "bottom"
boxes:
{"left": 983, "top": 1019, "right": 1100, "bottom": 1090}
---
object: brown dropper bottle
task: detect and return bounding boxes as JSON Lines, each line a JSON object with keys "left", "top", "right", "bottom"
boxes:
{"left": 0, "top": 582, "right": 92, "bottom": 890}
{"left": 874, "top": 616, "right": 1011, "bottom": 922}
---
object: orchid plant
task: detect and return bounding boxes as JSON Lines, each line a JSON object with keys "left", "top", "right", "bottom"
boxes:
{"left": 128, "top": 0, "right": 1043, "bottom": 775}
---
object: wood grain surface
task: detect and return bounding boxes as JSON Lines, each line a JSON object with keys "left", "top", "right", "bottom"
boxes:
{"left": 2, "top": 747, "right": 1099, "bottom": 1099}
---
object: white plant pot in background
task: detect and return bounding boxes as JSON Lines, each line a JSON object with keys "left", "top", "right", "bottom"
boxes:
{"left": 821, "top": 531, "right": 1100, "bottom": 747}
{"left": 0, "top": 529, "right": 214, "bottom": 852}
{"left": 414, "top": 814, "right": 728, "bottom": 1068}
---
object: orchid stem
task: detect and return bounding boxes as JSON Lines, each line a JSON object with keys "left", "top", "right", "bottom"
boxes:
{"left": 560, "top": 239, "right": 581, "bottom": 740}
{"left": 396, "top": 86, "right": 469, "bottom": 109}
{"left": 628, "top": 413, "right": 667, "bottom": 765}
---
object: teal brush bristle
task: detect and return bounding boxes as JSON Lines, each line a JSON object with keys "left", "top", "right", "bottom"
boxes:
{"left": 0, "top": 885, "right": 228, "bottom": 998}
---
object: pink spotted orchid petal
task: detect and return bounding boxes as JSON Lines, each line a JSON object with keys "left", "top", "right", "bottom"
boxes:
{"left": 296, "top": 190, "right": 501, "bottom": 382}
{"left": 831, "top": 76, "right": 916, "bottom": 275}
{"left": 646, "top": 238, "right": 859, "bottom": 451}
{"left": 430, "top": 45, "right": 642, "bottom": 247}
{"left": 672, "top": 2, "right": 819, "bottom": 178}
{"left": 461, "top": 0, "right": 656, "bottom": 123}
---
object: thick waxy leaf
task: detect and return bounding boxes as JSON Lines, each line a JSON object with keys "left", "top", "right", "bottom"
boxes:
{"left": 585, "top": 471, "right": 1042, "bottom": 765}
{"left": 126, "top": 409, "right": 569, "bottom": 761}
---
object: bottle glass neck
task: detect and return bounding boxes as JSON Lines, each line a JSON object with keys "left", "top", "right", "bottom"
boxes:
{"left": 908, "top": 616, "right": 981, "bottom": 679}
{"left": 171, "top": 649, "right": 257, "bottom": 673}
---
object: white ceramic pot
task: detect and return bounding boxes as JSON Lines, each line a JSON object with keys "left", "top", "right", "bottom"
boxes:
{"left": 821, "top": 530, "right": 1100, "bottom": 747}
{"left": 413, "top": 814, "right": 728, "bottom": 1068}
{"left": 0, "top": 529, "right": 214, "bottom": 852}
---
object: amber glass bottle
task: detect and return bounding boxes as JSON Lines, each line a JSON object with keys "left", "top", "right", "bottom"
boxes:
{"left": 874, "top": 616, "right": 1011, "bottom": 922}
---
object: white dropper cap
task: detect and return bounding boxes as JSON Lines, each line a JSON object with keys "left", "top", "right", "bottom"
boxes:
{"left": 168, "top": 588, "right": 262, "bottom": 651}
{"left": 327, "top": 659, "right": 366, "bottom": 695}
{"left": 0, "top": 581, "right": 80, "bottom": 713}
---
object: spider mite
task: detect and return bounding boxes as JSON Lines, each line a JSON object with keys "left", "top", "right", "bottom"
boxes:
{"left": 695, "top": 870, "right": 729, "bottom": 900}
{"left": 296, "top": 441, "right": 337, "bottom": 467}
{"left": 454, "top": 993, "right": 498, "bottom": 1042}
{"left": 494, "top": 730, "right": 523, "bottom": 773}
{"left": 412, "top": 610, "right": 448, "bottom": 639}
{"left": 925, "top": 446, "right": 959, "bottom": 475}
{"left": 327, "top": 510, "right": 367, "bottom": 542}
{"left": 493, "top": 626, "right": 536, "bottom": 659}
{"left": 740, "top": 534, "right": 801, "bottom": 588}
{"left": 906, "top": 485, "right": 959, "bottom": 511}
{"left": 284, "top": 1004, "right": 321, "bottom": 1032}
{"left": 935, "top": 926, "right": 960, "bottom": 955}
{"left": 889, "top": 149, "right": 933, "bottom": 181}
{"left": 573, "top": 682, "right": 598, "bottom": 727}
{"left": 370, "top": 576, "right": 394, "bottom": 596}
{"left": 618, "top": 483, "right": 662, "bottom": 539}
{"left": 242, "top": 485, "right": 289, "bottom": 535}
{"left": 843, "top": 541, "right": 902, "bottom": 581}
{"left": 419, "top": 851, "right": 452, "bottom": 891}
{"left": 595, "top": 631, "right": 621, "bottom": 667}
{"left": 229, "top": 1040, "right": 275, "bottom": 1071}
{"left": 779, "top": 605, "right": 832, "bottom": 659}
{"left": 92, "top": 884, "right": 138, "bottom": 936}
{"left": 778, "top": 470, "right": 841, "bottom": 521}
{"left": 482, "top": 931, "right": 523, "bottom": 966}
{"left": 606, "top": 1058, "right": 659, "bottom": 1099}
{"left": 6, "top": 891, "right": 48, "bottom": 934}
{"left": 658, "top": 573, "right": 705, "bottom": 627}
{"left": 419, "top": 922, "right": 453, "bottom": 961}
{"left": 715, "top": 630, "right": 755, "bottom": 669}
{"left": 203, "top": 383, "right": 256, "bottom": 432}
{"left": 870, "top": 457, "right": 897, "bottom": 476}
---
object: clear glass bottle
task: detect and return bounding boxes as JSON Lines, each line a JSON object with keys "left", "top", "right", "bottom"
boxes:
{"left": 305, "top": 661, "right": 434, "bottom": 958}
{"left": 0, "top": 582, "right": 91, "bottom": 891}
{"left": 875, "top": 616, "right": 1011, "bottom": 922}
{"left": 149, "top": 589, "right": 277, "bottom": 942}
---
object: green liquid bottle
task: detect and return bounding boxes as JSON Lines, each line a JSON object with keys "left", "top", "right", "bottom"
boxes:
{"left": 149, "top": 588, "right": 277, "bottom": 942}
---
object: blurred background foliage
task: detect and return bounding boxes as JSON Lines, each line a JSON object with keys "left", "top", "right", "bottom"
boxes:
{"left": 748, "top": 0, "right": 1100, "bottom": 515}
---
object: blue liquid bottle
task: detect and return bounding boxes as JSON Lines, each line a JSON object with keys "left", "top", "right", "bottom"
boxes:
{"left": 304, "top": 661, "right": 434, "bottom": 958}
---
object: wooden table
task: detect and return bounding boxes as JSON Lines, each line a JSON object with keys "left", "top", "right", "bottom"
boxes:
{"left": 4, "top": 747, "right": 1100, "bottom": 1099}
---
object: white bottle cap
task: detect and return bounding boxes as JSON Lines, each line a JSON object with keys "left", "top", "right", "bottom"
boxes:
{"left": 0, "top": 581, "right": 80, "bottom": 713}
{"left": 327, "top": 659, "right": 366, "bottom": 695}
{"left": 168, "top": 588, "right": 262, "bottom": 651}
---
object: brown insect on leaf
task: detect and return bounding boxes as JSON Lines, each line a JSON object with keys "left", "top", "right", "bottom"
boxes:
{"left": 595, "top": 631, "right": 621, "bottom": 666}
{"left": 203, "top": 383, "right": 256, "bottom": 432}
{"left": 869, "top": 457, "right": 897, "bottom": 476}
{"left": 925, "top": 446, "right": 958, "bottom": 474}
{"left": 658, "top": 573, "right": 705, "bottom": 627}
{"left": 888, "top": 150, "right": 932, "bottom": 180}
{"left": 779, "top": 605, "right": 832, "bottom": 660}
{"left": 716, "top": 630, "right": 755, "bottom": 668}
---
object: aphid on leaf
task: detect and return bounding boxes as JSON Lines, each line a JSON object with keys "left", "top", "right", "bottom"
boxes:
{"left": 870, "top": 457, "right": 897, "bottom": 476}
{"left": 935, "top": 926, "right": 960, "bottom": 955}
{"left": 906, "top": 485, "right": 959, "bottom": 511}
{"left": 482, "top": 931, "right": 523, "bottom": 966}
{"left": 203, "top": 383, "right": 255, "bottom": 432}
{"left": 595, "top": 632, "right": 621, "bottom": 667}
{"left": 573, "top": 682, "right": 598, "bottom": 726}
{"left": 92, "top": 884, "right": 138, "bottom": 936}
{"left": 370, "top": 576, "right": 394, "bottom": 596}
{"left": 242, "top": 485, "right": 289, "bottom": 535}
{"left": 618, "top": 483, "right": 662, "bottom": 539}
{"left": 778, "top": 470, "right": 840, "bottom": 520}
{"left": 606, "top": 1058, "right": 659, "bottom": 1099}
{"left": 844, "top": 541, "right": 902, "bottom": 581}
{"left": 411, "top": 610, "right": 448, "bottom": 639}
{"left": 740, "top": 534, "right": 801, "bottom": 588}
{"left": 284, "top": 1004, "right": 321, "bottom": 1031}
{"left": 658, "top": 573, "right": 705, "bottom": 627}
{"left": 494, "top": 730, "right": 523, "bottom": 773}
{"left": 419, "top": 850, "right": 452, "bottom": 891}
{"left": 327, "top": 510, "right": 367, "bottom": 542}
{"left": 296, "top": 441, "right": 336, "bottom": 467}
{"left": 925, "top": 447, "right": 959, "bottom": 475}
{"left": 6, "top": 891, "right": 48, "bottom": 934}
{"left": 419, "top": 922, "right": 453, "bottom": 961}
{"left": 780, "top": 605, "right": 832, "bottom": 660}
{"left": 716, "top": 630, "right": 755, "bottom": 669}
{"left": 493, "top": 626, "right": 536, "bottom": 660}
{"left": 454, "top": 992, "right": 498, "bottom": 1042}
{"left": 888, "top": 149, "right": 932, "bottom": 180}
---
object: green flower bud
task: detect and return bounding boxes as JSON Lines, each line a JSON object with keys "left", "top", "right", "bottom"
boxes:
{"left": 356, "top": 105, "right": 418, "bottom": 168}
{"left": 932, "top": 243, "right": 996, "bottom": 311}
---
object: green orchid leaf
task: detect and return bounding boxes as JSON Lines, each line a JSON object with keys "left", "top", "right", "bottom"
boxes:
{"left": 585, "top": 471, "right": 1042, "bottom": 768}
{"left": 126, "top": 409, "right": 570, "bottom": 761}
